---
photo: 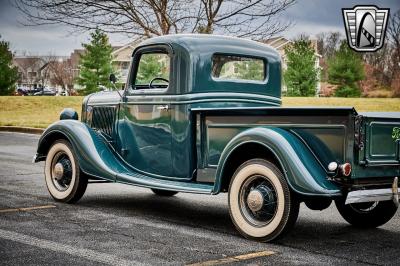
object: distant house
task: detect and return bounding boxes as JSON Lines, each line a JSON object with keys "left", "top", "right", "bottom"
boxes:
{"left": 69, "top": 49, "right": 84, "bottom": 81}
{"left": 13, "top": 55, "right": 70, "bottom": 92}
{"left": 13, "top": 56, "right": 45, "bottom": 88}
{"left": 111, "top": 41, "right": 141, "bottom": 84}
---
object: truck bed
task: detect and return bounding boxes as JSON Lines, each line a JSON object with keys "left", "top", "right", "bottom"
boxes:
{"left": 192, "top": 106, "right": 400, "bottom": 182}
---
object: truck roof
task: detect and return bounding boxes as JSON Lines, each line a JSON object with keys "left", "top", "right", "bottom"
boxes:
{"left": 137, "top": 34, "right": 282, "bottom": 101}
{"left": 140, "top": 34, "right": 280, "bottom": 60}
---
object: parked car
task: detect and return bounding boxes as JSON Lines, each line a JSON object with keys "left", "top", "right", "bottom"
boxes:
{"left": 15, "top": 86, "right": 29, "bottom": 96}
{"left": 26, "top": 86, "right": 43, "bottom": 95}
{"left": 33, "top": 87, "right": 56, "bottom": 96}
{"left": 33, "top": 35, "right": 400, "bottom": 242}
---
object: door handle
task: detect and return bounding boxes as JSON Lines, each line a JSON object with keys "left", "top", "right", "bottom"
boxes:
{"left": 156, "top": 105, "right": 169, "bottom": 111}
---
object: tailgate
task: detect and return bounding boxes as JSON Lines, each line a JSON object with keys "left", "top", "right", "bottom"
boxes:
{"left": 361, "top": 112, "right": 400, "bottom": 165}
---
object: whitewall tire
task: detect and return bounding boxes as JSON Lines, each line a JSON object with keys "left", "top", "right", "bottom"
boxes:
{"left": 228, "top": 159, "right": 299, "bottom": 242}
{"left": 45, "top": 140, "right": 88, "bottom": 203}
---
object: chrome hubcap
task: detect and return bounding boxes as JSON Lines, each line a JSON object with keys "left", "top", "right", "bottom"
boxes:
{"left": 53, "top": 163, "right": 64, "bottom": 181}
{"left": 247, "top": 190, "right": 264, "bottom": 212}
{"left": 51, "top": 152, "right": 73, "bottom": 192}
{"left": 239, "top": 175, "right": 278, "bottom": 227}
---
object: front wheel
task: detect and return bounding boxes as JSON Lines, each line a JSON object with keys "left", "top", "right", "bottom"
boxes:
{"left": 228, "top": 159, "right": 299, "bottom": 242}
{"left": 335, "top": 199, "right": 398, "bottom": 228}
{"left": 45, "top": 140, "right": 88, "bottom": 203}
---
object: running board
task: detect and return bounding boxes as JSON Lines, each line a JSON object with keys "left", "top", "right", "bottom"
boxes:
{"left": 117, "top": 172, "right": 214, "bottom": 194}
{"left": 345, "top": 177, "right": 399, "bottom": 206}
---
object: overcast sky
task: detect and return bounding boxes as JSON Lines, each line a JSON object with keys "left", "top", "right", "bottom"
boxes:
{"left": 0, "top": 0, "right": 399, "bottom": 56}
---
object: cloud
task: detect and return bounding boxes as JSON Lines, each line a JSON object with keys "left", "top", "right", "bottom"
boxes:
{"left": 284, "top": 22, "right": 344, "bottom": 39}
{"left": 282, "top": 0, "right": 399, "bottom": 39}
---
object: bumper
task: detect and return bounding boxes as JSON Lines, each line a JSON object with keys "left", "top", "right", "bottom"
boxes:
{"left": 32, "top": 154, "right": 38, "bottom": 163}
{"left": 345, "top": 177, "right": 399, "bottom": 206}
{"left": 32, "top": 153, "right": 45, "bottom": 163}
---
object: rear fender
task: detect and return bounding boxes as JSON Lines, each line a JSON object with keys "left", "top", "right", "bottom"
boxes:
{"left": 34, "top": 120, "right": 128, "bottom": 181}
{"left": 214, "top": 127, "right": 341, "bottom": 196}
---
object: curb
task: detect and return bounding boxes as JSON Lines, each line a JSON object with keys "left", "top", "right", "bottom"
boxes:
{"left": 0, "top": 126, "right": 44, "bottom": 135}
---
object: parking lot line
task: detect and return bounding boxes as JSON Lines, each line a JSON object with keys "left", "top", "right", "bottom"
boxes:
{"left": 187, "top": 250, "right": 276, "bottom": 266}
{"left": 0, "top": 229, "right": 142, "bottom": 266}
{"left": 0, "top": 205, "right": 56, "bottom": 213}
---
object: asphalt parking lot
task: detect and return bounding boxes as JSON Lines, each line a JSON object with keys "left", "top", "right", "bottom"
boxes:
{"left": 1, "top": 131, "right": 399, "bottom": 265}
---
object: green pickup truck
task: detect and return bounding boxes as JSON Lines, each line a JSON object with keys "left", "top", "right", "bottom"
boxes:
{"left": 34, "top": 35, "right": 400, "bottom": 242}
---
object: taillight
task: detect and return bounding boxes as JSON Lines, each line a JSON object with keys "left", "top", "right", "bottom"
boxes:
{"left": 340, "top": 163, "right": 352, "bottom": 176}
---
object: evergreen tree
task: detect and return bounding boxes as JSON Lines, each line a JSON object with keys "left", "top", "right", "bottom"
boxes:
{"left": 283, "top": 38, "right": 318, "bottom": 96}
{"left": 0, "top": 36, "right": 19, "bottom": 95}
{"left": 328, "top": 41, "right": 365, "bottom": 97}
{"left": 78, "top": 29, "right": 113, "bottom": 95}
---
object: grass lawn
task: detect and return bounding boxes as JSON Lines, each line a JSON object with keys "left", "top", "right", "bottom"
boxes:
{"left": 282, "top": 97, "right": 400, "bottom": 112}
{"left": 0, "top": 96, "right": 84, "bottom": 128}
{"left": 0, "top": 96, "right": 399, "bottom": 128}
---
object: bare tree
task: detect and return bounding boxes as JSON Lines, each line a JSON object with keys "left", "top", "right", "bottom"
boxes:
{"left": 363, "top": 42, "right": 392, "bottom": 87}
{"left": 14, "top": 0, "right": 295, "bottom": 40}
{"left": 315, "top": 32, "right": 342, "bottom": 82}
{"left": 387, "top": 9, "right": 400, "bottom": 96}
{"left": 45, "top": 56, "right": 75, "bottom": 94}
{"left": 316, "top": 32, "right": 341, "bottom": 59}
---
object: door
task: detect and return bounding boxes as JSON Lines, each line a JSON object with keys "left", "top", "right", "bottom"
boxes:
{"left": 118, "top": 46, "right": 174, "bottom": 178}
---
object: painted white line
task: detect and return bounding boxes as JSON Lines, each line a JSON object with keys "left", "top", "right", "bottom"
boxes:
{"left": 187, "top": 250, "right": 276, "bottom": 266}
{"left": 0, "top": 229, "right": 145, "bottom": 266}
{"left": 0, "top": 205, "right": 56, "bottom": 213}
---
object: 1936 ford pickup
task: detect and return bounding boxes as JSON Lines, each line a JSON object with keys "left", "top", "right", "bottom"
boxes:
{"left": 34, "top": 35, "right": 400, "bottom": 242}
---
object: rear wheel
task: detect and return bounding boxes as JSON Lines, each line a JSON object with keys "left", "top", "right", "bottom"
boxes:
{"left": 45, "top": 140, "right": 88, "bottom": 203}
{"left": 228, "top": 159, "right": 299, "bottom": 242}
{"left": 335, "top": 199, "right": 398, "bottom": 228}
{"left": 151, "top": 189, "right": 178, "bottom": 197}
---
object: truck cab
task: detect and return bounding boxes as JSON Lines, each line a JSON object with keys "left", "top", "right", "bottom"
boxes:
{"left": 34, "top": 34, "right": 400, "bottom": 242}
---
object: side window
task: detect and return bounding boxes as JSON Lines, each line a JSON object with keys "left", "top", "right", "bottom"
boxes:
{"left": 212, "top": 54, "right": 266, "bottom": 82}
{"left": 133, "top": 52, "right": 170, "bottom": 90}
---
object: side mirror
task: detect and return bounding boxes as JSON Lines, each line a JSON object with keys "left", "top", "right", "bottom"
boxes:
{"left": 109, "top": 73, "right": 117, "bottom": 84}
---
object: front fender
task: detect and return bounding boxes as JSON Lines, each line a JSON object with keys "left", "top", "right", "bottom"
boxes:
{"left": 34, "top": 120, "right": 129, "bottom": 181}
{"left": 214, "top": 127, "right": 341, "bottom": 196}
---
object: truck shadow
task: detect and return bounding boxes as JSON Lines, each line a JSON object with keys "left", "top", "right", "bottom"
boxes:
{"left": 81, "top": 191, "right": 235, "bottom": 234}
{"left": 81, "top": 190, "right": 400, "bottom": 263}
{"left": 278, "top": 219, "right": 400, "bottom": 265}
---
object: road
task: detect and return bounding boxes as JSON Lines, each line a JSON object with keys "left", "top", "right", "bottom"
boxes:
{"left": 0, "top": 131, "right": 399, "bottom": 266}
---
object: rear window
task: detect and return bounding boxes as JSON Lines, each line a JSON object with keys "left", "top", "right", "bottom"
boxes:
{"left": 212, "top": 54, "right": 265, "bottom": 82}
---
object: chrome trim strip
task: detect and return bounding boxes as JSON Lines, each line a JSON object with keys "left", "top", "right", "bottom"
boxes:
{"left": 125, "top": 92, "right": 282, "bottom": 105}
